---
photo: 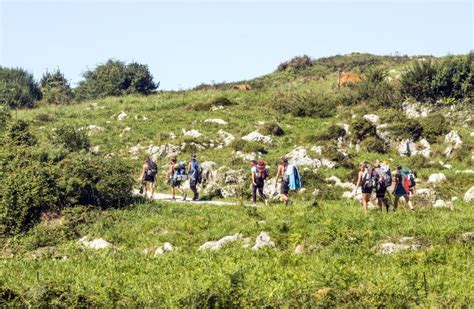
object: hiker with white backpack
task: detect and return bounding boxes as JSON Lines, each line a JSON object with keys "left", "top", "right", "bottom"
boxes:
{"left": 139, "top": 156, "right": 158, "bottom": 199}
{"left": 169, "top": 155, "right": 188, "bottom": 201}
{"left": 187, "top": 154, "right": 202, "bottom": 201}
{"left": 251, "top": 160, "right": 269, "bottom": 206}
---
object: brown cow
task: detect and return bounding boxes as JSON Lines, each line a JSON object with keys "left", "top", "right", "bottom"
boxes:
{"left": 338, "top": 72, "right": 364, "bottom": 88}
{"left": 231, "top": 84, "right": 251, "bottom": 91}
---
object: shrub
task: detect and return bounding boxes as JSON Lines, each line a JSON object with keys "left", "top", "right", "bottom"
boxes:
{"left": 360, "top": 136, "right": 387, "bottom": 153}
{"left": 188, "top": 96, "right": 234, "bottom": 111}
{"left": 381, "top": 111, "right": 423, "bottom": 141}
{"left": 75, "top": 60, "right": 157, "bottom": 101}
{"left": 34, "top": 113, "right": 56, "bottom": 123}
{"left": 261, "top": 123, "right": 285, "bottom": 136}
{"left": 350, "top": 117, "right": 376, "bottom": 142}
{"left": 5, "top": 120, "right": 37, "bottom": 146}
{"left": 322, "top": 144, "right": 355, "bottom": 168}
{"left": 50, "top": 125, "right": 90, "bottom": 152}
{"left": 0, "top": 67, "right": 42, "bottom": 108}
{"left": 0, "top": 162, "right": 61, "bottom": 235}
{"left": 277, "top": 55, "right": 312, "bottom": 72}
{"left": 400, "top": 60, "right": 437, "bottom": 102}
{"left": 231, "top": 139, "right": 267, "bottom": 154}
{"left": 316, "top": 124, "right": 346, "bottom": 141}
{"left": 269, "top": 89, "right": 336, "bottom": 118}
{"left": 57, "top": 154, "right": 134, "bottom": 209}
{"left": 0, "top": 105, "right": 11, "bottom": 130}
{"left": 419, "top": 113, "right": 449, "bottom": 143}
{"left": 40, "top": 69, "right": 74, "bottom": 105}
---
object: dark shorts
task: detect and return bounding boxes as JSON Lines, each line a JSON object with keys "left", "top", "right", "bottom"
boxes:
{"left": 144, "top": 175, "right": 155, "bottom": 182}
{"left": 172, "top": 180, "right": 181, "bottom": 188}
{"left": 376, "top": 186, "right": 387, "bottom": 199}
{"left": 361, "top": 187, "right": 373, "bottom": 194}
{"left": 281, "top": 179, "right": 289, "bottom": 195}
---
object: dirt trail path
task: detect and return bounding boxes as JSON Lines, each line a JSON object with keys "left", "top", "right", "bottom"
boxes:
{"left": 134, "top": 190, "right": 237, "bottom": 206}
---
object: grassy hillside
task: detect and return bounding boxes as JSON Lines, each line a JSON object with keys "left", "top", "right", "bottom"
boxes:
{"left": 1, "top": 53, "right": 473, "bottom": 306}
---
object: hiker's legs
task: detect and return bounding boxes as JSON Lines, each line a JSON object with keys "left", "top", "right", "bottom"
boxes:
{"left": 404, "top": 195, "right": 413, "bottom": 210}
{"left": 190, "top": 181, "right": 198, "bottom": 200}
{"left": 257, "top": 179, "right": 266, "bottom": 201}
{"left": 252, "top": 184, "right": 258, "bottom": 203}
{"left": 394, "top": 196, "right": 400, "bottom": 210}
{"left": 377, "top": 198, "right": 383, "bottom": 211}
{"left": 362, "top": 193, "right": 370, "bottom": 212}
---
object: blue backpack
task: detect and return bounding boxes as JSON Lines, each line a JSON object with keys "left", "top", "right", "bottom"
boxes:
{"left": 189, "top": 160, "right": 202, "bottom": 184}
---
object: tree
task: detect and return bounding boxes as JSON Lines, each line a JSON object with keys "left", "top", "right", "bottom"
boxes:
{"left": 75, "top": 59, "right": 158, "bottom": 101}
{"left": 0, "top": 67, "right": 42, "bottom": 108}
{"left": 40, "top": 69, "right": 74, "bottom": 104}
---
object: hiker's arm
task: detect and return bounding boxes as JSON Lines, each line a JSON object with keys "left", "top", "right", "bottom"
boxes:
{"left": 139, "top": 165, "right": 145, "bottom": 181}
{"left": 274, "top": 166, "right": 281, "bottom": 188}
{"left": 354, "top": 172, "right": 361, "bottom": 188}
{"left": 252, "top": 171, "right": 256, "bottom": 185}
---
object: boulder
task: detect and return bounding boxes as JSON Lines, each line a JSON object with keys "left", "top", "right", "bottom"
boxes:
{"left": 461, "top": 232, "right": 474, "bottom": 242}
{"left": 86, "top": 125, "right": 104, "bottom": 136}
{"left": 78, "top": 237, "right": 111, "bottom": 250}
{"left": 204, "top": 118, "right": 227, "bottom": 125}
{"left": 464, "top": 186, "right": 474, "bottom": 202}
{"left": 154, "top": 242, "right": 174, "bottom": 256}
{"left": 218, "top": 130, "right": 235, "bottom": 146}
{"left": 242, "top": 131, "right": 272, "bottom": 144}
{"left": 363, "top": 114, "right": 379, "bottom": 124}
{"left": 183, "top": 129, "right": 202, "bottom": 138}
{"left": 252, "top": 232, "right": 275, "bottom": 250}
{"left": 378, "top": 240, "right": 419, "bottom": 254}
{"left": 147, "top": 144, "right": 180, "bottom": 158}
{"left": 445, "top": 130, "right": 462, "bottom": 149}
{"left": 199, "top": 234, "right": 242, "bottom": 251}
{"left": 117, "top": 111, "right": 127, "bottom": 121}
{"left": 433, "top": 199, "right": 449, "bottom": 208}
{"left": 90, "top": 145, "right": 100, "bottom": 154}
{"left": 427, "top": 173, "right": 446, "bottom": 183}
{"left": 419, "top": 139, "right": 431, "bottom": 158}
{"left": 286, "top": 147, "right": 321, "bottom": 168}
{"left": 402, "top": 101, "right": 431, "bottom": 118}
{"left": 398, "top": 139, "right": 417, "bottom": 156}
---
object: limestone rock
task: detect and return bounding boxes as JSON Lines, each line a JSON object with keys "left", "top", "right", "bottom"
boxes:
{"left": 427, "top": 173, "right": 446, "bottom": 183}
{"left": 218, "top": 130, "right": 235, "bottom": 146}
{"left": 398, "top": 139, "right": 417, "bottom": 156}
{"left": 286, "top": 147, "right": 321, "bottom": 168}
{"left": 252, "top": 232, "right": 275, "bottom": 250}
{"left": 242, "top": 131, "right": 272, "bottom": 144}
{"left": 204, "top": 118, "right": 227, "bottom": 125}
{"left": 363, "top": 114, "right": 379, "bottom": 124}
{"left": 154, "top": 242, "right": 174, "bottom": 256}
{"left": 464, "top": 186, "right": 474, "bottom": 202}
{"left": 183, "top": 129, "right": 202, "bottom": 138}
{"left": 78, "top": 237, "right": 111, "bottom": 250}
{"left": 117, "top": 111, "right": 127, "bottom": 121}
{"left": 199, "top": 234, "right": 242, "bottom": 251}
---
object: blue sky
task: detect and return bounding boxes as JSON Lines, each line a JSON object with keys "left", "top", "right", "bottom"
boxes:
{"left": 1, "top": 0, "right": 472, "bottom": 90}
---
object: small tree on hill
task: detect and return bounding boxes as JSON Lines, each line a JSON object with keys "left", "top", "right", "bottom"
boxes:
{"left": 40, "top": 69, "right": 74, "bottom": 105}
{"left": 0, "top": 67, "right": 42, "bottom": 109}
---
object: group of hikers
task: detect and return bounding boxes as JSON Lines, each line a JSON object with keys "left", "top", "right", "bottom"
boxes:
{"left": 139, "top": 154, "right": 302, "bottom": 205}
{"left": 139, "top": 154, "right": 416, "bottom": 211}
{"left": 355, "top": 160, "right": 416, "bottom": 213}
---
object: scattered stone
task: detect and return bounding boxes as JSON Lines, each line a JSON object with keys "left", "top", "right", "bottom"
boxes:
{"left": 461, "top": 232, "right": 474, "bottom": 242}
{"left": 218, "top": 130, "right": 235, "bottom": 146}
{"left": 451, "top": 196, "right": 458, "bottom": 202}
{"left": 428, "top": 173, "right": 446, "bottom": 183}
{"left": 363, "top": 114, "right": 379, "bottom": 124}
{"left": 433, "top": 199, "right": 450, "bottom": 209}
{"left": 154, "top": 242, "right": 174, "bottom": 256}
{"left": 294, "top": 244, "right": 304, "bottom": 255}
{"left": 235, "top": 151, "right": 257, "bottom": 161}
{"left": 183, "top": 129, "right": 202, "bottom": 138}
{"left": 312, "top": 189, "right": 320, "bottom": 196}
{"left": 78, "top": 237, "right": 111, "bottom": 250}
{"left": 199, "top": 234, "right": 242, "bottom": 251}
{"left": 311, "top": 146, "right": 323, "bottom": 155}
{"left": 464, "top": 186, "right": 474, "bottom": 202}
{"left": 117, "top": 111, "right": 127, "bottom": 121}
{"left": 90, "top": 145, "right": 100, "bottom": 154}
{"left": 252, "top": 232, "right": 275, "bottom": 250}
{"left": 147, "top": 144, "right": 180, "bottom": 159}
{"left": 204, "top": 118, "right": 227, "bottom": 125}
{"left": 379, "top": 242, "right": 416, "bottom": 254}
{"left": 419, "top": 139, "right": 431, "bottom": 158}
{"left": 86, "top": 125, "right": 104, "bottom": 136}
{"left": 129, "top": 144, "right": 143, "bottom": 159}
{"left": 402, "top": 101, "right": 431, "bottom": 118}
{"left": 242, "top": 131, "right": 273, "bottom": 144}
{"left": 445, "top": 130, "right": 462, "bottom": 149}
{"left": 286, "top": 147, "right": 321, "bottom": 168}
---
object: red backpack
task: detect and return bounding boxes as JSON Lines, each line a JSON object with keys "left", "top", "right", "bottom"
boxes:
{"left": 256, "top": 160, "right": 269, "bottom": 180}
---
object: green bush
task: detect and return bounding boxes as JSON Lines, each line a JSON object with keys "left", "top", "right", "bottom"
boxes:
{"left": 75, "top": 60, "right": 158, "bottom": 101}
{"left": 419, "top": 113, "right": 449, "bottom": 143}
{"left": 277, "top": 55, "right": 312, "bottom": 72}
{"left": 269, "top": 90, "right": 336, "bottom": 118}
{"left": 188, "top": 96, "right": 234, "bottom": 111}
{"left": 0, "top": 67, "right": 42, "bottom": 108}
{"left": 0, "top": 105, "right": 11, "bottom": 130}
{"left": 380, "top": 111, "right": 423, "bottom": 141}
{"left": 0, "top": 162, "right": 61, "bottom": 235}
{"left": 350, "top": 117, "right": 376, "bottom": 142}
{"left": 57, "top": 155, "right": 134, "bottom": 209}
{"left": 357, "top": 68, "right": 402, "bottom": 109}
{"left": 50, "top": 125, "right": 90, "bottom": 152}
{"left": 400, "top": 54, "right": 474, "bottom": 103}
{"left": 5, "top": 120, "right": 37, "bottom": 146}
{"left": 316, "top": 124, "right": 346, "bottom": 141}
{"left": 40, "top": 70, "right": 74, "bottom": 105}
{"left": 261, "top": 122, "right": 285, "bottom": 136}
{"left": 360, "top": 136, "right": 387, "bottom": 153}
{"left": 231, "top": 139, "right": 267, "bottom": 154}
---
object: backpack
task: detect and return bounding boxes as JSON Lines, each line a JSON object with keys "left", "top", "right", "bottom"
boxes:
{"left": 146, "top": 160, "right": 158, "bottom": 178}
{"left": 400, "top": 167, "right": 416, "bottom": 192}
{"left": 173, "top": 161, "right": 188, "bottom": 181}
{"left": 190, "top": 160, "right": 202, "bottom": 184}
{"left": 255, "top": 160, "right": 269, "bottom": 180}
{"left": 362, "top": 167, "right": 375, "bottom": 190}
{"left": 375, "top": 164, "right": 392, "bottom": 189}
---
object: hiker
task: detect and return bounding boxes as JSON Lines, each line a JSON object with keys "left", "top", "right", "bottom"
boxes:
{"left": 274, "top": 157, "right": 293, "bottom": 206}
{"left": 139, "top": 156, "right": 157, "bottom": 199}
{"left": 373, "top": 160, "right": 392, "bottom": 212}
{"left": 251, "top": 160, "right": 269, "bottom": 206}
{"left": 187, "top": 154, "right": 202, "bottom": 201}
{"left": 393, "top": 165, "right": 415, "bottom": 211}
{"left": 169, "top": 155, "right": 187, "bottom": 201}
{"left": 354, "top": 161, "right": 373, "bottom": 213}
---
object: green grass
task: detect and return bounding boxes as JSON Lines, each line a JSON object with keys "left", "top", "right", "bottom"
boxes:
{"left": 1, "top": 200, "right": 473, "bottom": 306}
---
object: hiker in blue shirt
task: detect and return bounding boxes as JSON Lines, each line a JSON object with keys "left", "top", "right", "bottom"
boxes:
{"left": 187, "top": 154, "right": 202, "bottom": 201}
